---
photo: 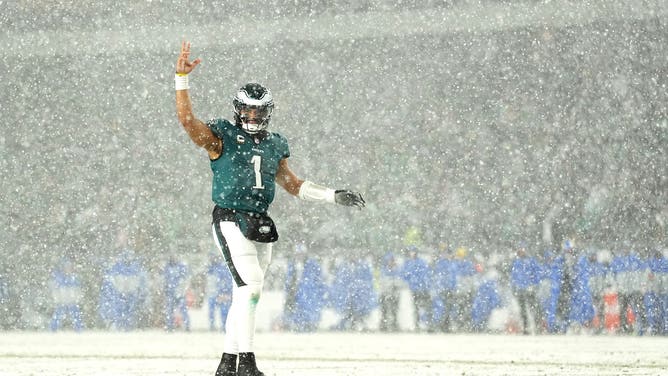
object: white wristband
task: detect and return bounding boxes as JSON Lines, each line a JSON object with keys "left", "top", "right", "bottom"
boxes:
{"left": 298, "top": 180, "right": 336, "bottom": 204}
{"left": 175, "top": 73, "right": 189, "bottom": 90}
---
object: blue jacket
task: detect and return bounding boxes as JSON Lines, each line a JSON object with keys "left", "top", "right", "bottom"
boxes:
{"left": 472, "top": 279, "right": 501, "bottom": 327}
{"left": 164, "top": 261, "right": 189, "bottom": 299}
{"left": 568, "top": 255, "right": 595, "bottom": 324}
{"left": 290, "top": 258, "right": 327, "bottom": 329}
{"left": 107, "top": 258, "right": 145, "bottom": 298}
{"left": 432, "top": 257, "right": 457, "bottom": 292}
{"left": 52, "top": 270, "right": 81, "bottom": 288}
{"left": 401, "top": 256, "right": 430, "bottom": 292}
{"left": 51, "top": 268, "right": 83, "bottom": 306}
{"left": 648, "top": 254, "right": 668, "bottom": 294}
{"left": 511, "top": 256, "right": 541, "bottom": 290}
{"left": 206, "top": 260, "right": 232, "bottom": 299}
{"left": 329, "top": 258, "right": 377, "bottom": 315}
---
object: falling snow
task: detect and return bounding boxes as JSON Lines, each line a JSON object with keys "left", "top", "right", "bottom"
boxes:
{"left": 1, "top": 1, "right": 667, "bottom": 374}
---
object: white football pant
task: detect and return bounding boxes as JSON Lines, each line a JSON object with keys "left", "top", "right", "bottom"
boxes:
{"left": 212, "top": 221, "right": 272, "bottom": 354}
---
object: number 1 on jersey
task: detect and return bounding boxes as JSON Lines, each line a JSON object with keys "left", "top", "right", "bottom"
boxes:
{"left": 251, "top": 155, "right": 265, "bottom": 189}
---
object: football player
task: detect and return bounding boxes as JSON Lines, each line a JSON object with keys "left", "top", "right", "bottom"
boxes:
{"left": 175, "top": 41, "right": 365, "bottom": 376}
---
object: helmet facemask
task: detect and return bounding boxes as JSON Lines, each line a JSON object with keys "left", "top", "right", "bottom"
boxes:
{"left": 233, "top": 83, "right": 274, "bottom": 135}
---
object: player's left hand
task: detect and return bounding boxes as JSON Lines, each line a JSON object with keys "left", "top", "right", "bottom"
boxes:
{"left": 335, "top": 190, "right": 365, "bottom": 209}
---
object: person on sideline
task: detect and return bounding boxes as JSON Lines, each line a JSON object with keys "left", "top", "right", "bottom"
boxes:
{"left": 206, "top": 252, "right": 233, "bottom": 332}
{"left": 49, "top": 257, "right": 84, "bottom": 331}
{"left": 510, "top": 244, "right": 541, "bottom": 335}
{"left": 378, "top": 252, "right": 403, "bottom": 332}
{"left": 401, "top": 246, "right": 432, "bottom": 331}
{"left": 174, "top": 41, "right": 365, "bottom": 376}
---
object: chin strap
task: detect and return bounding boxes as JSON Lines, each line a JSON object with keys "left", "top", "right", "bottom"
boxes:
{"left": 298, "top": 180, "right": 336, "bottom": 204}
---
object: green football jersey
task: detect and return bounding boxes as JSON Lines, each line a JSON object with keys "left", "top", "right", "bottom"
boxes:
{"left": 207, "top": 118, "right": 290, "bottom": 213}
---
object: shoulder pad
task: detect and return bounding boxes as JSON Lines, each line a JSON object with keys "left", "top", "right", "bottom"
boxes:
{"left": 207, "top": 118, "right": 235, "bottom": 139}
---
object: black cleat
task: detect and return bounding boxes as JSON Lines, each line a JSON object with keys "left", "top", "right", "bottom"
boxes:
{"left": 237, "top": 352, "right": 264, "bottom": 376}
{"left": 215, "top": 353, "right": 237, "bottom": 376}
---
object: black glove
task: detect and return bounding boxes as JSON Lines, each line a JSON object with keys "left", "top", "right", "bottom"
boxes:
{"left": 334, "top": 190, "right": 365, "bottom": 209}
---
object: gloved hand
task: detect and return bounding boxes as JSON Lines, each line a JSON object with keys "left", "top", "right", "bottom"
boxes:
{"left": 334, "top": 190, "right": 366, "bottom": 209}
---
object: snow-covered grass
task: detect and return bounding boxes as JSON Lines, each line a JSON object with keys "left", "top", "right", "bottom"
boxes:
{"left": 0, "top": 330, "right": 666, "bottom": 375}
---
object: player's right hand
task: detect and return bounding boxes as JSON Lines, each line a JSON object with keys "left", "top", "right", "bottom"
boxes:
{"left": 176, "top": 40, "right": 201, "bottom": 75}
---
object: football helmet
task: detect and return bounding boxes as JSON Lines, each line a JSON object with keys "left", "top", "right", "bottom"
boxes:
{"left": 232, "top": 83, "right": 274, "bottom": 134}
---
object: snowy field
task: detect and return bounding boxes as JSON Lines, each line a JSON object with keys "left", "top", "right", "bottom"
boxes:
{"left": 1, "top": 331, "right": 666, "bottom": 376}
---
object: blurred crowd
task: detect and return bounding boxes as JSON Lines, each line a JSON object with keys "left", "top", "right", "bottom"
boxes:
{"left": 281, "top": 241, "right": 668, "bottom": 336}
{"left": 0, "top": 247, "right": 231, "bottom": 331}
{"left": 0, "top": 250, "right": 230, "bottom": 332}
{"left": 1, "top": 239, "right": 666, "bottom": 336}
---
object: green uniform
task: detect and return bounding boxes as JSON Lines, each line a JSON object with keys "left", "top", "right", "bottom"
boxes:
{"left": 207, "top": 119, "right": 290, "bottom": 214}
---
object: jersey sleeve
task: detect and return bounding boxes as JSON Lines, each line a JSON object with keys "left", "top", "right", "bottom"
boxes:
{"left": 206, "top": 118, "right": 233, "bottom": 140}
{"left": 273, "top": 132, "right": 290, "bottom": 159}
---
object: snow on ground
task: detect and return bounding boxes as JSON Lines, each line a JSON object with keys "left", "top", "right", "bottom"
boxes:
{"left": 0, "top": 330, "right": 666, "bottom": 376}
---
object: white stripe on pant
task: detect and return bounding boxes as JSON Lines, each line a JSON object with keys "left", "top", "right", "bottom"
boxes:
{"left": 212, "top": 221, "right": 273, "bottom": 353}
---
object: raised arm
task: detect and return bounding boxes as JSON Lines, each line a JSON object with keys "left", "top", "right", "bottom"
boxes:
{"left": 175, "top": 41, "right": 222, "bottom": 159}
